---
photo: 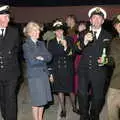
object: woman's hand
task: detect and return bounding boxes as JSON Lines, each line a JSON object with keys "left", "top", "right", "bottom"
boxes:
{"left": 49, "top": 74, "right": 54, "bottom": 82}
{"left": 36, "top": 56, "right": 44, "bottom": 61}
{"left": 60, "top": 39, "right": 67, "bottom": 50}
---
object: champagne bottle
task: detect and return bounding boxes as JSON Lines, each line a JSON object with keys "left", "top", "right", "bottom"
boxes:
{"left": 59, "top": 35, "right": 64, "bottom": 44}
{"left": 102, "top": 48, "right": 106, "bottom": 62}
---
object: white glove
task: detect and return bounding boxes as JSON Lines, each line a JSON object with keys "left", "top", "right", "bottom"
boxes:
{"left": 36, "top": 56, "right": 44, "bottom": 61}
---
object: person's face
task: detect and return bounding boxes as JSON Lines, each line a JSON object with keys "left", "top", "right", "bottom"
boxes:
{"left": 0, "top": 14, "right": 9, "bottom": 28}
{"left": 114, "top": 23, "right": 120, "bottom": 34}
{"left": 29, "top": 27, "right": 40, "bottom": 40}
{"left": 90, "top": 14, "right": 104, "bottom": 29}
{"left": 66, "top": 17, "right": 75, "bottom": 27}
{"left": 78, "top": 23, "right": 86, "bottom": 32}
{"left": 55, "top": 29, "right": 64, "bottom": 38}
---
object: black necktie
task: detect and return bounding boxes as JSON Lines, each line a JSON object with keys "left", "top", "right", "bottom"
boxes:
{"left": 0, "top": 29, "right": 4, "bottom": 38}
{"left": 36, "top": 41, "right": 39, "bottom": 46}
{"left": 93, "top": 31, "right": 97, "bottom": 40}
{"left": 58, "top": 40, "right": 61, "bottom": 45}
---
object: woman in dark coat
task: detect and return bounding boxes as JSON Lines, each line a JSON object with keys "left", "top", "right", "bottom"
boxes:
{"left": 48, "top": 20, "right": 79, "bottom": 118}
{"left": 23, "top": 21, "right": 52, "bottom": 120}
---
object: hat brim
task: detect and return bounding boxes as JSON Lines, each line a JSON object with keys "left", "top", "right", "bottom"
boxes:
{"left": 90, "top": 12, "right": 104, "bottom": 18}
{"left": 53, "top": 26, "right": 66, "bottom": 31}
{"left": 112, "top": 14, "right": 120, "bottom": 25}
{"left": 0, "top": 10, "right": 10, "bottom": 14}
{"left": 113, "top": 19, "right": 120, "bottom": 25}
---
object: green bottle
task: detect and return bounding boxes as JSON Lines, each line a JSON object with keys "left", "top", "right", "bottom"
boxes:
{"left": 99, "top": 48, "right": 106, "bottom": 66}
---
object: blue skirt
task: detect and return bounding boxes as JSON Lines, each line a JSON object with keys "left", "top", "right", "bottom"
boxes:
{"left": 28, "top": 74, "right": 52, "bottom": 106}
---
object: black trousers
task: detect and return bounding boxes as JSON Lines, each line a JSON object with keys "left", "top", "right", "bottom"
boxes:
{"left": 78, "top": 68, "right": 107, "bottom": 120}
{"left": 0, "top": 79, "right": 17, "bottom": 120}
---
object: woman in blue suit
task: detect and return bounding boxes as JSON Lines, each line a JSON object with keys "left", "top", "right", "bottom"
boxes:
{"left": 23, "top": 21, "right": 52, "bottom": 120}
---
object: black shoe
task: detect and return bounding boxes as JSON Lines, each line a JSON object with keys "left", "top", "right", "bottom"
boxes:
{"left": 73, "top": 107, "right": 80, "bottom": 114}
{"left": 90, "top": 115, "right": 99, "bottom": 120}
{"left": 90, "top": 116, "right": 99, "bottom": 120}
{"left": 60, "top": 110, "right": 66, "bottom": 117}
{"left": 80, "top": 116, "right": 90, "bottom": 120}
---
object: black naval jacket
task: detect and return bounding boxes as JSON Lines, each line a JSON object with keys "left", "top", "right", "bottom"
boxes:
{"left": 77, "top": 28, "right": 112, "bottom": 71}
{"left": 48, "top": 36, "right": 74, "bottom": 93}
{"left": 48, "top": 36, "right": 74, "bottom": 75}
{"left": 0, "top": 25, "right": 20, "bottom": 80}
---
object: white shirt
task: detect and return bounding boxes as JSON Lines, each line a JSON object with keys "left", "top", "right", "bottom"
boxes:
{"left": 56, "top": 37, "right": 67, "bottom": 51}
{"left": 56, "top": 37, "right": 61, "bottom": 44}
{"left": 0, "top": 28, "right": 6, "bottom": 37}
{"left": 84, "top": 27, "right": 102, "bottom": 45}
{"left": 31, "top": 38, "right": 37, "bottom": 44}
{"left": 92, "top": 27, "right": 102, "bottom": 39}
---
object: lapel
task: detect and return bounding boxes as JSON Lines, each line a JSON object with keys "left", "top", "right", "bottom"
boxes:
{"left": 97, "top": 29, "right": 104, "bottom": 42}
{"left": 26, "top": 38, "right": 36, "bottom": 48}
{"left": 26, "top": 38, "right": 42, "bottom": 52}
{"left": 0, "top": 27, "right": 10, "bottom": 51}
{"left": 52, "top": 38, "right": 59, "bottom": 48}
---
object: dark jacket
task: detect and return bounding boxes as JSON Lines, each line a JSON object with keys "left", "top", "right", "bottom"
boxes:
{"left": 78, "top": 28, "right": 112, "bottom": 71}
{"left": 47, "top": 36, "right": 74, "bottom": 92}
{"left": 48, "top": 36, "right": 74, "bottom": 76}
{"left": 0, "top": 26, "right": 21, "bottom": 80}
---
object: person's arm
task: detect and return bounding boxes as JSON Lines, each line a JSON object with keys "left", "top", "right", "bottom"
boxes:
{"left": 38, "top": 42, "right": 52, "bottom": 62}
{"left": 62, "top": 36, "right": 75, "bottom": 56}
{"left": 23, "top": 44, "right": 44, "bottom": 66}
{"left": 74, "top": 30, "right": 93, "bottom": 53}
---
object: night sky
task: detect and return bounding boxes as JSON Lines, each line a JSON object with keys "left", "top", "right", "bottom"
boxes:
{"left": 0, "top": 0, "right": 120, "bottom": 6}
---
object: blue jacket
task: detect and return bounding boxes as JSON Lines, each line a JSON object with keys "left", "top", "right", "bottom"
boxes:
{"left": 23, "top": 38, "right": 52, "bottom": 78}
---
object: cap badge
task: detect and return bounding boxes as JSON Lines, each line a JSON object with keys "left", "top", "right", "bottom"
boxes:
{"left": 95, "top": 7, "right": 101, "bottom": 13}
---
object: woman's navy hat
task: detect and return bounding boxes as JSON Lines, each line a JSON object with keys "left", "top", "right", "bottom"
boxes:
{"left": 0, "top": 5, "right": 10, "bottom": 14}
{"left": 52, "top": 20, "right": 67, "bottom": 31}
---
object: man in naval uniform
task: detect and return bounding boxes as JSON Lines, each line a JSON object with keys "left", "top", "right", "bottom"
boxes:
{"left": 0, "top": 5, "right": 21, "bottom": 120}
{"left": 77, "top": 7, "right": 112, "bottom": 120}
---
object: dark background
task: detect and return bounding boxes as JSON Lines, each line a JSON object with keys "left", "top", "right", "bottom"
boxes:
{"left": 0, "top": 0, "right": 120, "bottom": 6}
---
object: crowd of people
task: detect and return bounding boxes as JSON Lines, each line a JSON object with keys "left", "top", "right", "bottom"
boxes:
{"left": 0, "top": 4, "right": 120, "bottom": 120}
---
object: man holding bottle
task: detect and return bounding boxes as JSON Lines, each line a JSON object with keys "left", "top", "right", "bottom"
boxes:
{"left": 77, "top": 7, "right": 112, "bottom": 120}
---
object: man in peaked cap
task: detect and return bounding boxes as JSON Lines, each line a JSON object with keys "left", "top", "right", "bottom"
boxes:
{"left": 107, "top": 14, "right": 120, "bottom": 120}
{"left": 77, "top": 7, "right": 112, "bottom": 120}
{"left": 0, "top": 5, "right": 21, "bottom": 120}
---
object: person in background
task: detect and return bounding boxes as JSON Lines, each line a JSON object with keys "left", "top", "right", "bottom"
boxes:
{"left": 23, "top": 21, "right": 52, "bottom": 120}
{"left": 65, "top": 15, "right": 81, "bottom": 111}
{"left": 72, "top": 21, "right": 88, "bottom": 108}
{"left": 107, "top": 14, "right": 120, "bottom": 120}
{"left": 74, "top": 21, "right": 88, "bottom": 93}
{"left": 77, "top": 21, "right": 88, "bottom": 36}
{"left": 0, "top": 5, "right": 21, "bottom": 120}
{"left": 65, "top": 14, "right": 78, "bottom": 38}
{"left": 76, "top": 7, "right": 112, "bottom": 120}
{"left": 48, "top": 19, "right": 79, "bottom": 118}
